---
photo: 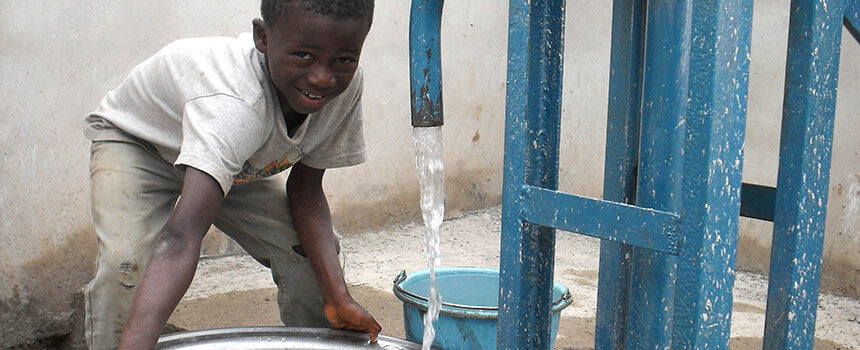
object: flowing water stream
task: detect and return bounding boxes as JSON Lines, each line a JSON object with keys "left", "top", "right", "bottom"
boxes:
{"left": 412, "top": 126, "right": 444, "bottom": 349}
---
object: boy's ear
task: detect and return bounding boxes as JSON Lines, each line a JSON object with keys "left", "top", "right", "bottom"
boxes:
{"left": 252, "top": 18, "right": 268, "bottom": 53}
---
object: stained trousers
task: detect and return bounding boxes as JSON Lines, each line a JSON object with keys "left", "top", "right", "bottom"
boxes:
{"left": 84, "top": 140, "right": 329, "bottom": 349}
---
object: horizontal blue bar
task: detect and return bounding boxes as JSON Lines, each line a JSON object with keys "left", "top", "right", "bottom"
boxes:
{"left": 740, "top": 183, "right": 776, "bottom": 221}
{"left": 519, "top": 185, "right": 679, "bottom": 255}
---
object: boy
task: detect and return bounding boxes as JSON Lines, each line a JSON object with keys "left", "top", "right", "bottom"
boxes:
{"left": 83, "top": 1, "right": 381, "bottom": 349}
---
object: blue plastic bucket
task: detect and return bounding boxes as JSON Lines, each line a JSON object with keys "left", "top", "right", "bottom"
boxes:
{"left": 392, "top": 267, "right": 572, "bottom": 349}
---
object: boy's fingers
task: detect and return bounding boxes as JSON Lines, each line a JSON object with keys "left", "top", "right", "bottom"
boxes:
{"left": 368, "top": 319, "right": 381, "bottom": 343}
{"left": 328, "top": 301, "right": 381, "bottom": 343}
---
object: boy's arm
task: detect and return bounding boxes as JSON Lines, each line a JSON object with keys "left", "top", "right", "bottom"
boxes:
{"left": 118, "top": 167, "right": 224, "bottom": 350}
{"left": 287, "top": 161, "right": 382, "bottom": 342}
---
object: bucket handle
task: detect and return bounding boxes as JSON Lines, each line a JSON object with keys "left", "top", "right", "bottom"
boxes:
{"left": 393, "top": 270, "right": 572, "bottom": 311}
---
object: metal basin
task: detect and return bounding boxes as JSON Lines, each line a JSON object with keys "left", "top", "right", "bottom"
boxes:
{"left": 156, "top": 327, "right": 422, "bottom": 349}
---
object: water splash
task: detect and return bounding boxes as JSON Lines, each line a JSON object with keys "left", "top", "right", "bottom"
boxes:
{"left": 413, "top": 126, "right": 444, "bottom": 350}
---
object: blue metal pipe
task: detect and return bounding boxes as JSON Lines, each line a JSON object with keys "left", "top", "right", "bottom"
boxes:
{"left": 596, "top": 0, "right": 646, "bottom": 346}
{"left": 409, "top": 0, "right": 444, "bottom": 127}
{"left": 764, "top": 0, "right": 843, "bottom": 348}
{"left": 498, "top": 0, "right": 565, "bottom": 348}
{"left": 625, "top": 1, "right": 692, "bottom": 347}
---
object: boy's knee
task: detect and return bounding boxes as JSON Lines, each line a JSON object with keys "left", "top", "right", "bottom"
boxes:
{"left": 96, "top": 254, "right": 144, "bottom": 291}
{"left": 116, "top": 261, "right": 140, "bottom": 290}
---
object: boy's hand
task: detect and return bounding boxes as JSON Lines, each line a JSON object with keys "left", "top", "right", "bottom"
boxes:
{"left": 324, "top": 298, "right": 382, "bottom": 343}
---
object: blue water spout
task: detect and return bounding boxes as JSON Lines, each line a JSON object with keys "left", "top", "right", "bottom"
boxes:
{"left": 409, "top": 0, "right": 444, "bottom": 127}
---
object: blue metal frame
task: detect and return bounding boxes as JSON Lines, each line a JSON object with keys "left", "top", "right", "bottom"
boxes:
{"left": 501, "top": 0, "right": 756, "bottom": 347}
{"left": 500, "top": 0, "right": 754, "bottom": 347}
{"left": 493, "top": 0, "right": 842, "bottom": 347}
{"left": 763, "top": 0, "right": 844, "bottom": 348}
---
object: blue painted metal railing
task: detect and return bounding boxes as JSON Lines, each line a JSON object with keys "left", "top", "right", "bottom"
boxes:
{"left": 497, "top": 0, "right": 849, "bottom": 349}
{"left": 406, "top": 0, "right": 852, "bottom": 348}
{"left": 594, "top": 0, "right": 754, "bottom": 348}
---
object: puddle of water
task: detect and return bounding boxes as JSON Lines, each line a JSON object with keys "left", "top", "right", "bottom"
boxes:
{"left": 412, "top": 126, "right": 444, "bottom": 349}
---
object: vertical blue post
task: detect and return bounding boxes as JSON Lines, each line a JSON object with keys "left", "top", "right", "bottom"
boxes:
{"left": 595, "top": 0, "right": 645, "bottom": 348}
{"left": 625, "top": 1, "right": 691, "bottom": 348}
{"left": 763, "top": 0, "right": 843, "bottom": 348}
{"left": 672, "top": 0, "right": 753, "bottom": 348}
{"left": 498, "top": 0, "right": 565, "bottom": 348}
{"left": 409, "top": 0, "right": 444, "bottom": 128}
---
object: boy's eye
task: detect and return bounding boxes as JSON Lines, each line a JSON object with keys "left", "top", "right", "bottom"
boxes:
{"left": 294, "top": 52, "right": 312, "bottom": 60}
{"left": 336, "top": 57, "right": 357, "bottom": 65}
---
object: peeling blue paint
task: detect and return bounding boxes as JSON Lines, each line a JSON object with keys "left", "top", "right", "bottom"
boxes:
{"left": 410, "top": 0, "right": 444, "bottom": 127}
{"left": 625, "top": 1, "right": 692, "bottom": 347}
{"left": 498, "top": 0, "right": 565, "bottom": 348}
{"left": 764, "top": 0, "right": 843, "bottom": 348}
{"left": 519, "top": 185, "right": 679, "bottom": 255}
{"left": 494, "top": 0, "right": 839, "bottom": 348}
{"left": 596, "top": 0, "right": 645, "bottom": 347}
{"left": 671, "top": 1, "right": 753, "bottom": 348}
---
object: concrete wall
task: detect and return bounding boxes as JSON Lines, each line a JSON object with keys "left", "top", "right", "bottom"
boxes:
{"left": 0, "top": 0, "right": 857, "bottom": 347}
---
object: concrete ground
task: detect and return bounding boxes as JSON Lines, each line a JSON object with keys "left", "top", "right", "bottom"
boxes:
{"left": 168, "top": 206, "right": 860, "bottom": 349}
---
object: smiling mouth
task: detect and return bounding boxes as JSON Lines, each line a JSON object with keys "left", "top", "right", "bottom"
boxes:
{"left": 301, "top": 90, "right": 324, "bottom": 100}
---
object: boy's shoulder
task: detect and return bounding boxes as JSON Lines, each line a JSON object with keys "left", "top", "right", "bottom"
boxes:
{"left": 134, "top": 33, "right": 266, "bottom": 100}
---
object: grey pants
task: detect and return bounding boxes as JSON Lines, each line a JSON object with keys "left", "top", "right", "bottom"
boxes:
{"left": 84, "top": 140, "right": 329, "bottom": 349}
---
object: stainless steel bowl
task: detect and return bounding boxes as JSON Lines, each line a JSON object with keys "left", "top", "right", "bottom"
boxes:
{"left": 156, "top": 327, "right": 422, "bottom": 349}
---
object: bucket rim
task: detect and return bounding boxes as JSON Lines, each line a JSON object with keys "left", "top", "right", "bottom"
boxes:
{"left": 392, "top": 268, "right": 573, "bottom": 318}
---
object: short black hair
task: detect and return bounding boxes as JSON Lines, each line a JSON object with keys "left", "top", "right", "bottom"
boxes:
{"left": 261, "top": 0, "right": 374, "bottom": 27}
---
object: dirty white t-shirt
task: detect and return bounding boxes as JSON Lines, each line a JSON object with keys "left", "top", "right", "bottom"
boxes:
{"left": 84, "top": 33, "right": 366, "bottom": 195}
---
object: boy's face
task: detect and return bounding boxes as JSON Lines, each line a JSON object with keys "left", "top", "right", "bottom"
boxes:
{"left": 253, "top": 9, "right": 370, "bottom": 116}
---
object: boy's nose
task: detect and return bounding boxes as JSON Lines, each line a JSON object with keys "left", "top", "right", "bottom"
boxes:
{"left": 307, "top": 65, "right": 336, "bottom": 88}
